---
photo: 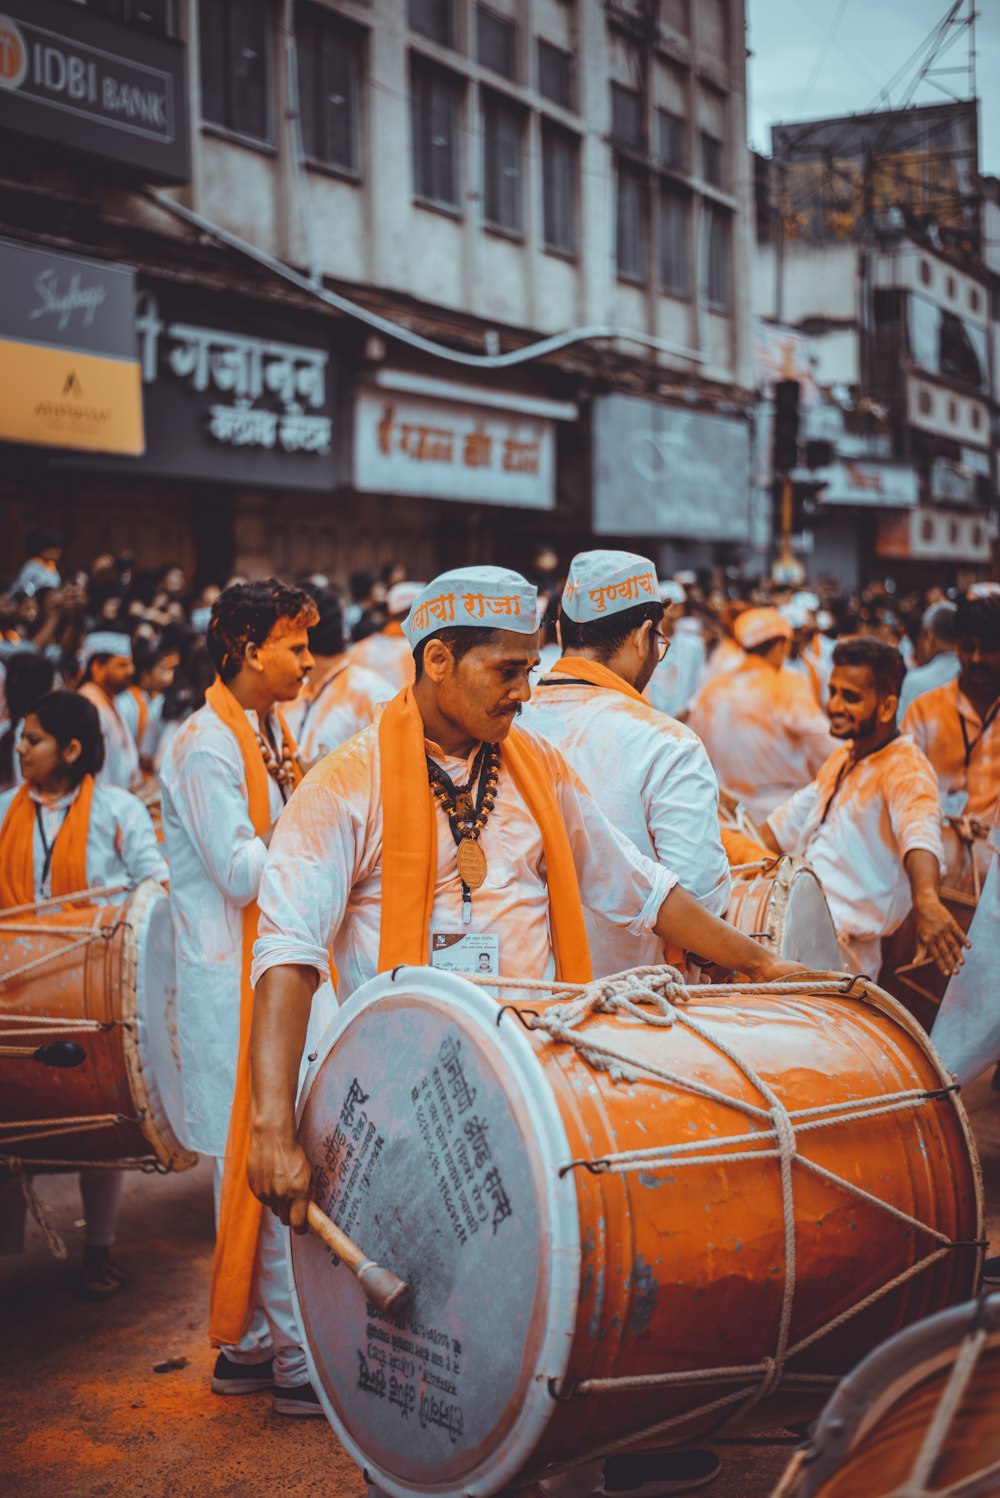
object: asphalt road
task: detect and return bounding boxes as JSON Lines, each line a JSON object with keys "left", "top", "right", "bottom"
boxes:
{"left": 2, "top": 1076, "right": 997, "bottom": 1498}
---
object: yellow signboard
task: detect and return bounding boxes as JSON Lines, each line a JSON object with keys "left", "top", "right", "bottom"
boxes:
{"left": 0, "top": 337, "right": 144, "bottom": 455}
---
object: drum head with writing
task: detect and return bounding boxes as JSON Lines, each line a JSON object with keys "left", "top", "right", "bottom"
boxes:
{"left": 290, "top": 970, "right": 579, "bottom": 1498}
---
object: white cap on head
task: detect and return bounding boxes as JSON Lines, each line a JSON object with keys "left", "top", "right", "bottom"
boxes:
{"left": 562, "top": 549, "right": 660, "bottom": 624}
{"left": 387, "top": 580, "right": 425, "bottom": 617}
{"left": 674, "top": 569, "right": 697, "bottom": 587}
{"left": 659, "top": 579, "right": 686, "bottom": 605}
{"left": 734, "top": 608, "right": 792, "bottom": 651}
{"left": 402, "top": 566, "right": 541, "bottom": 648}
{"left": 82, "top": 631, "right": 132, "bottom": 667}
{"left": 791, "top": 590, "right": 820, "bottom": 612}
{"left": 780, "top": 601, "right": 814, "bottom": 631}
{"left": 968, "top": 581, "right": 1000, "bottom": 599}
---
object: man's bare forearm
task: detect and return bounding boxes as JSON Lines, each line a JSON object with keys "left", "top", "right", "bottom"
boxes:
{"left": 250, "top": 964, "right": 320, "bottom": 1134}
{"left": 653, "top": 881, "right": 786, "bottom": 979}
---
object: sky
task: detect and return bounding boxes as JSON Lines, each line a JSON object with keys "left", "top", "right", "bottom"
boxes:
{"left": 747, "top": 0, "right": 1000, "bottom": 178}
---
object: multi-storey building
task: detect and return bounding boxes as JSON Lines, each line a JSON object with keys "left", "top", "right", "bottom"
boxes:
{"left": 752, "top": 102, "right": 996, "bottom": 591}
{"left": 0, "top": 0, "right": 756, "bottom": 585}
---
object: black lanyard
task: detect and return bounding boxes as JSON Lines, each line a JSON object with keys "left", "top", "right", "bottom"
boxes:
{"left": 35, "top": 803, "right": 69, "bottom": 888}
{"left": 818, "top": 733, "right": 900, "bottom": 826}
{"left": 958, "top": 702, "right": 999, "bottom": 770}
{"left": 536, "top": 677, "right": 596, "bottom": 688}
{"left": 299, "top": 662, "right": 349, "bottom": 729}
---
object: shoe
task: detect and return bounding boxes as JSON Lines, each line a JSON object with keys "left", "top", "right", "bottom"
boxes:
{"left": 211, "top": 1352, "right": 275, "bottom": 1394}
{"left": 78, "top": 1245, "right": 125, "bottom": 1302}
{"left": 273, "top": 1382, "right": 325, "bottom": 1417}
{"left": 603, "top": 1450, "right": 721, "bottom": 1497}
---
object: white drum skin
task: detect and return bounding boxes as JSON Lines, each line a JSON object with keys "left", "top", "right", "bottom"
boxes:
{"left": 727, "top": 856, "right": 843, "bottom": 972}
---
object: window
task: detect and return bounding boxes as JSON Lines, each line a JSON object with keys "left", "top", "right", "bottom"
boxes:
{"left": 410, "top": 0, "right": 452, "bottom": 47}
{"left": 483, "top": 94, "right": 523, "bottom": 232}
{"left": 90, "top": 0, "right": 175, "bottom": 34}
{"left": 919, "top": 259, "right": 932, "bottom": 287}
{"left": 538, "top": 40, "right": 573, "bottom": 110}
{"left": 700, "top": 131, "right": 724, "bottom": 188}
{"left": 969, "top": 287, "right": 981, "bottom": 313}
{"left": 948, "top": 399, "right": 959, "bottom": 423}
{"left": 200, "top": 0, "right": 273, "bottom": 143}
{"left": 918, "top": 387, "right": 933, "bottom": 415}
{"left": 411, "top": 61, "right": 462, "bottom": 209}
{"left": 611, "top": 83, "right": 643, "bottom": 150}
{"left": 616, "top": 163, "right": 647, "bottom": 281}
{"left": 971, "top": 406, "right": 982, "bottom": 430}
{"left": 477, "top": 7, "right": 517, "bottom": 80}
{"left": 659, "top": 187, "right": 689, "bottom": 295}
{"left": 945, "top": 274, "right": 957, "bottom": 299}
{"left": 657, "top": 110, "right": 685, "bottom": 170}
{"left": 704, "top": 202, "right": 730, "bottom": 309}
{"left": 542, "top": 123, "right": 577, "bottom": 254}
{"left": 297, "top": 8, "right": 362, "bottom": 175}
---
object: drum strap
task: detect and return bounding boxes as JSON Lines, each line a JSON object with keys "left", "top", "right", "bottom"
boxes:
{"left": 818, "top": 733, "right": 900, "bottom": 827}
{"left": 958, "top": 701, "right": 999, "bottom": 770}
{"left": 34, "top": 804, "right": 69, "bottom": 892}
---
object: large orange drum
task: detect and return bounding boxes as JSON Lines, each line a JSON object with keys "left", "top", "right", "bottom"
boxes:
{"left": 289, "top": 968, "right": 982, "bottom": 1497}
{"left": 0, "top": 880, "right": 195, "bottom": 1172}
{"left": 772, "top": 1293, "right": 1000, "bottom": 1497}
{"left": 727, "top": 856, "right": 843, "bottom": 972}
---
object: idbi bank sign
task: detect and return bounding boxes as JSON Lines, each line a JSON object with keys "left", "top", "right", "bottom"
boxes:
{"left": 0, "top": 1, "right": 189, "bottom": 183}
{"left": 0, "top": 239, "right": 144, "bottom": 456}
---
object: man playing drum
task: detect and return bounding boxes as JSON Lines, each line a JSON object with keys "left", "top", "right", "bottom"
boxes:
{"left": 0, "top": 690, "right": 166, "bottom": 1298}
{"left": 244, "top": 566, "right": 806, "bottom": 1497}
{"left": 688, "top": 607, "right": 835, "bottom": 824}
{"left": 160, "top": 580, "right": 332, "bottom": 1416}
{"left": 760, "top": 636, "right": 968, "bottom": 981}
{"left": 522, "top": 550, "right": 730, "bottom": 978}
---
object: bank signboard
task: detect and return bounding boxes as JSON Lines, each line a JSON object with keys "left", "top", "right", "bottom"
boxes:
{"left": 0, "top": 238, "right": 144, "bottom": 455}
{"left": 0, "top": 0, "right": 190, "bottom": 183}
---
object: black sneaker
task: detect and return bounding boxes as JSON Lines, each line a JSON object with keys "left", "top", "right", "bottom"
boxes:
{"left": 273, "top": 1382, "right": 325, "bottom": 1417}
{"left": 603, "top": 1451, "right": 721, "bottom": 1497}
{"left": 211, "top": 1352, "right": 275, "bottom": 1394}
{"left": 79, "top": 1245, "right": 126, "bottom": 1302}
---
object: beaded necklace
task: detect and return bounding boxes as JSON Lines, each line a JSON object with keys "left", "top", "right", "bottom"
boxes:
{"left": 256, "top": 722, "right": 297, "bottom": 797}
{"left": 426, "top": 742, "right": 501, "bottom": 923}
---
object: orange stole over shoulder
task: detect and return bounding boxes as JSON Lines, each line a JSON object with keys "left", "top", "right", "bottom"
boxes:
{"left": 0, "top": 776, "right": 95, "bottom": 909}
{"left": 377, "top": 688, "right": 592, "bottom": 983}
{"left": 128, "top": 686, "right": 150, "bottom": 751}
{"left": 207, "top": 678, "right": 302, "bottom": 1348}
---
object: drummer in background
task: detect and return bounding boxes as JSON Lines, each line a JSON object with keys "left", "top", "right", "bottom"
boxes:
{"left": 0, "top": 690, "right": 166, "bottom": 1299}
{"left": 245, "top": 565, "right": 805, "bottom": 1498}
{"left": 118, "top": 636, "right": 181, "bottom": 773}
{"left": 760, "top": 637, "right": 968, "bottom": 980}
{"left": 645, "top": 579, "right": 706, "bottom": 720}
{"left": 77, "top": 631, "right": 142, "bottom": 792}
{"left": 160, "top": 580, "right": 328, "bottom": 1417}
{"left": 688, "top": 607, "right": 835, "bottom": 825}
{"left": 901, "top": 595, "right": 1000, "bottom": 831}
{"left": 348, "top": 580, "right": 423, "bottom": 691}
{"left": 284, "top": 588, "right": 392, "bottom": 767}
{"left": 523, "top": 550, "right": 729, "bottom": 979}
{"left": 896, "top": 602, "right": 959, "bottom": 721}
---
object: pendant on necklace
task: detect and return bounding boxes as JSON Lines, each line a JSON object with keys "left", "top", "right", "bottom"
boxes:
{"left": 455, "top": 792, "right": 475, "bottom": 823}
{"left": 456, "top": 836, "right": 487, "bottom": 890}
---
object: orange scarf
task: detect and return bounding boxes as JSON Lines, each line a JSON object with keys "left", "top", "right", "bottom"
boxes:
{"left": 0, "top": 777, "right": 95, "bottom": 909}
{"left": 551, "top": 654, "right": 647, "bottom": 704}
{"left": 207, "top": 678, "right": 302, "bottom": 1347}
{"left": 377, "top": 688, "right": 591, "bottom": 983}
{"left": 128, "top": 686, "right": 150, "bottom": 750}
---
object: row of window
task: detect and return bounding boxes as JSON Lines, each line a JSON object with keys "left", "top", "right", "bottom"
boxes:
{"left": 198, "top": 0, "right": 731, "bottom": 303}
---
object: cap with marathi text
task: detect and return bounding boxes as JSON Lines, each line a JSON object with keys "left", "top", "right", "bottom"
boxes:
{"left": 387, "top": 580, "right": 425, "bottom": 617}
{"left": 81, "top": 631, "right": 133, "bottom": 667}
{"left": 402, "top": 567, "right": 541, "bottom": 648}
{"left": 734, "top": 607, "right": 792, "bottom": 651}
{"left": 561, "top": 549, "right": 660, "bottom": 624}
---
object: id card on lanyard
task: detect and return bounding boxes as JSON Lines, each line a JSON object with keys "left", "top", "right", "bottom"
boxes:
{"left": 431, "top": 932, "right": 500, "bottom": 976}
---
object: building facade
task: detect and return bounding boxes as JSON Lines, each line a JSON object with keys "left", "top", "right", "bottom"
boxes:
{"left": 0, "top": 0, "right": 757, "bottom": 587}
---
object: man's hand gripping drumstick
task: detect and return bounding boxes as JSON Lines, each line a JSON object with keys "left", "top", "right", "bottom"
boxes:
{"left": 247, "top": 963, "right": 409, "bottom": 1316}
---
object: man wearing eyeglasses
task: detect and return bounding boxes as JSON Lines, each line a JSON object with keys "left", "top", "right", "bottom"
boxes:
{"left": 521, "top": 549, "right": 730, "bottom": 981}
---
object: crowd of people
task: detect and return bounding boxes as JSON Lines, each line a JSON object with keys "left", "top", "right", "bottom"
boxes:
{"left": 1, "top": 525, "right": 999, "bottom": 1498}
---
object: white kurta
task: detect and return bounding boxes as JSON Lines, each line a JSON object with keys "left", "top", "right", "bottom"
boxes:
{"left": 118, "top": 687, "right": 166, "bottom": 761}
{"left": 285, "top": 660, "right": 394, "bottom": 764}
{"left": 252, "top": 722, "right": 674, "bottom": 999}
{"left": 896, "top": 652, "right": 961, "bottom": 723}
{"left": 78, "top": 683, "right": 141, "bottom": 792}
{"left": 522, "top": 677, "right": 730, "bottom": 974}
{"left": 348, "top": 629, "right": 415, "bottom": 691}
{"left": 0, "top": 780, "right": 166, "bottom": 900}
{"left": 159, "top": 701, "right": 336, "bottom": 1157}
{"left": 645, "top": 630, "right": 706, "bottom": 719}
{"left": 767, "top": 735, "right": 944, "bottom": 975}
{"left": 932, "top": 806, "right": 1000, "bottom": 1085}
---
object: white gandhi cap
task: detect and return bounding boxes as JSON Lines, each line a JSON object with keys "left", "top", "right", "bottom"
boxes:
{"left": 82, "top": 631, "right": 132, "bottom": 667}
{"left": 561, "top": 549, "right": 660, "bottom": 623}
{"left": 402, "top": 567, "right": 541, "bottom": 648}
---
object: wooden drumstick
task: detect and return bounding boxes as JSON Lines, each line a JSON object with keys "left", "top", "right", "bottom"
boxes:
{"left": 306, "top": 1201, "right": 409, "bottom": 1316}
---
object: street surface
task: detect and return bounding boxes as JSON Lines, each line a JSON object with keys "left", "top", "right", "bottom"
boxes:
{"left": 2, "top": 1075, "right": 998, "bottom": 1498}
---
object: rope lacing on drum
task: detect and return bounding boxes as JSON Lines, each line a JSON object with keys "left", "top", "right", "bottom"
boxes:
{"left": 430, "top": 963, "right": 981, "bottom": 1474}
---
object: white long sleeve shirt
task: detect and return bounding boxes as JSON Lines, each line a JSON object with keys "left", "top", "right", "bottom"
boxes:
{"left": 78, "top": 683, "right": 142, "bottom": 792}
{"left": 0, "top": 780, "right": 166, "bottom": 901}
{"left": 285, "top": 659, "right": 394, "bottom": 764}
{"left": 251, "top": 722, "right": 675, "bottom": 1001}
{"left": 521, "top": 677, "right": 729, "bottom": 974}
{"left": 645, "top": 630, "right": 706, "bottom": 719}
{"left": 767, "top": 734, "right": 944, "bottom": 975}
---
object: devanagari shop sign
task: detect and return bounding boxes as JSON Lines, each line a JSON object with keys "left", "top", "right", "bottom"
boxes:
{"left": 0, "top": 238, "right": 144, "bottom": 455}
{"left": 354, "top": 389, "right": 556, "bottom": 510}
